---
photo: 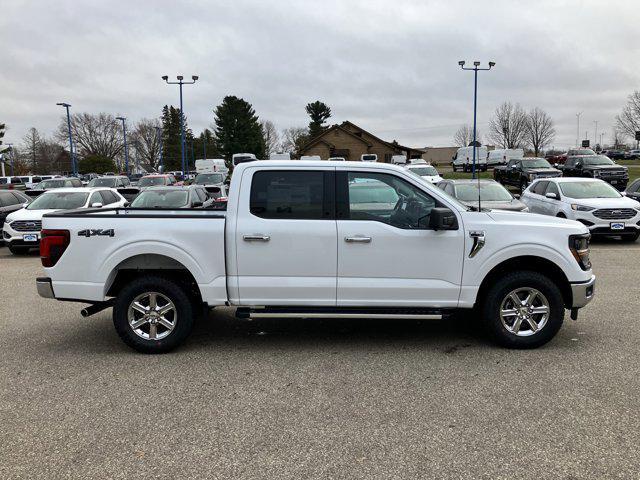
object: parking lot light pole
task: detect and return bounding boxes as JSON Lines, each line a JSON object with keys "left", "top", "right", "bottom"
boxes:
{"left": 57, "top": 102, "right": 77, "bottom": 176}
{"left": 116, "top": 117, "right": 129, "bottom": 174}
{"left": 575, "top": 112, "right": 582, "bottom": 147}
{"left": 458, "top": 61, "right": 495, "bottom": 180}
{"left": 162, "top": 75, "right": 198, "bottom": 175}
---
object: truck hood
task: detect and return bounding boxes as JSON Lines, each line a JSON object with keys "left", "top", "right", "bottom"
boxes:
{"left": 587, "top": 165, "right": 627, "bottom": 172}
{"left": 524, "top": 167, "right": 561, "bottom": 175}
{"left": 485, "top": 209, "right": 589, "bottom": 233}
{"left": 461, "top": 199, "right": 528, "bottom": 212}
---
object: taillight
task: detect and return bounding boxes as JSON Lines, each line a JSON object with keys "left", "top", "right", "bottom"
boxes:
{"left": 40, "top": 229, "right": 70, "bottom": 267}
{"left": 215, "top": 196, "right": 228, "bottom": 202}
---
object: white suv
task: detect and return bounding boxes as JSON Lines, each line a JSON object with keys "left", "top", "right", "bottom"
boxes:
{"left": 2, "top": 187, "right": 127, "bottom": 254}
{"left": 521, "top": 177, "right": 640, "bottom": 241}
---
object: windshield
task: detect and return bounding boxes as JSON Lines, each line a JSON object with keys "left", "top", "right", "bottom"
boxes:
{"left": 36, "top": 179, "right": 66, "bottom": 189}
{"left": 27, "top": 192, "right": 88, "bottom": 210}
{"left": 559, "top": 181, "right": 621, "bottom": 199}
{"left": 139, "top": 177, "right": 168, "bottom": 187}
{"left": 408, "top": 166, "right": 438, "bottom": 177}
{"left": 581, "top": 155, "right": 615, "bottom": 166}
{"left": 130, "top": 190, "right": 189, "bottom": 208}
{"left": 522, "top": 158, "right": 552, "bottom": 168}
{"left": 570, "top": 149, "right": 596, "bottom": 156}
{"left": 89, "top": 178, "right": 117, "bottom": 187}
{"left": 454, "top": 183, "right": 513, "bottom": 202}
{"left": 195, "top": 173, "right": 224, "bottom": 185}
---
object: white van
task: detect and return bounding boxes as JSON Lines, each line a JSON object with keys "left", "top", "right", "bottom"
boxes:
{"left": 195, "top": 159, "right": 228, "bottom": 176}
{"left": 269, "top": 153, "right": 291, "bottom": 160}
{"left": 452, "top": 146, "right": 488, "bottom": 172}
{"left": 391, "top": 155, "right": 407, "bottom": 165}
{"left": 232, "top": 153, "right": 257, "bottom": 166}
{"left": 300, "top": 155, "right": 322, "bottom": 161}
{"left": 487, "top": 148, "right": 524, "bottom": 168}
{"left": 361, "top": 154, "right": 378, "bottom": 162}
{"left": 328, "top": 157, "right": 346, "bottom": 161}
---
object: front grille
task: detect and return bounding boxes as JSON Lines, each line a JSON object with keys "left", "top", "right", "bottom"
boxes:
{"left": 592, "top": 209, "right": 637, "bottom": 220}
{"left": 9, "top": 220, "right": 42, "bottom": 232}
{"left": 599, "top": 170, "right": 627, "bottom": 177}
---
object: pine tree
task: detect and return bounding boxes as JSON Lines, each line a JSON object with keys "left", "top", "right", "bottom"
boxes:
{"left": 193, "top": 128, "right": 219, "bottom": 160}
{"left": 160, "top": 105, "right": 193, "bottom": 171}
{"left": 213, "top": 96, "right": 266, "bottom": 166}
{"left": 305, "top": 101, "right": 332, "bottom": 138}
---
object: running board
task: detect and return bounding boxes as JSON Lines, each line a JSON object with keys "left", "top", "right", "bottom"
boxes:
{"left": 236, "top": 307, "right": 446, "bottom": 321}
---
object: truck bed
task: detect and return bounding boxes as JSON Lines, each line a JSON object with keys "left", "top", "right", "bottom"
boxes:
{"left": 41, "top": 208, "right": 228, "bottom": 304}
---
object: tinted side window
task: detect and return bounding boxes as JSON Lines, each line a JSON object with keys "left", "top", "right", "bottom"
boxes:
{"left": 11, "top": 178, "right": 22, "bottom": 184}
{"left": 11, "top": 192, "right": 28, "bottom": 204}
{"left": 341, "top": 172, "right": 438, "bottom": 230}
{"left": 250, "top": 170, "right": 328, "bottom": 220}
{"left": 195, "top": 188, "right": 207, "bottom": 202}
{"left": 532, "top": 181, "right": 549, "bottom": 195}
{"left": 0, "top": 192, "right": 15, "bottom": 207}
{"left": 89, "top": 192, "right": 102, "bottom": 206}
{"left": 545, "top": 182, "right": 560, "bottom": 197}
{"left": 99, "top": 191, "right": 115, "bottom": 205}
{"left": 629, "top": 180, "right": 640, "bottom": 193}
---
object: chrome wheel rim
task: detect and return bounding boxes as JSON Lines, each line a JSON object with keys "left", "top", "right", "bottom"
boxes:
{"left": 127, "top": 292, "right": 177, "bottom": 341}
{"left": 499, "top": 287, "right": 550, "bottom": 337}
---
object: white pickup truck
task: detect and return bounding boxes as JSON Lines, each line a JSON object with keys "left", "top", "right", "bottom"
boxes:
{"left": 36, "top": 161, "right": 595, "bottom": 353}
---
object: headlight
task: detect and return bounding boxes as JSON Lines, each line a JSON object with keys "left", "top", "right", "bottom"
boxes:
{"left": 569, "top": 234, "right": 591, "bottom": 271}
{"left": 571, "top": 204, "right": 595, "bottom": 211}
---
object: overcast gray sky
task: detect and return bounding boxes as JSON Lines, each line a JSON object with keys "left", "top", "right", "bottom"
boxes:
{"left": 2, "top": 0, "right": 639, "bottom": 150}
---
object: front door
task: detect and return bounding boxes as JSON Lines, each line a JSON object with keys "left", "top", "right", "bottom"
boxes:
{"left": 235, "top": 167, "right": 337, "bottom": 306}
{"left": 335, "top": 169, "right": 465, "bottom": 307}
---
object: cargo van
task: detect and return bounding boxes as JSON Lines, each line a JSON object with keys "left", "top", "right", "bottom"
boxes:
{"left": 452, "top": 146, "right": 488, "bottom": 172}
{"left": 269, "top": 153, "right": 291, "bottom": 160}
{"left": 391, "top": 155, "right": 407, "bottom": 165}
{"left": 361, "top": 154, "right": 378, "bottom": 162}
{"left": 487, "top": 148, "right": 524, "bottom": 168}
{"left": 300, "top": 155, "right": 322, "bottom": 161}
{"left": 195, "top": 159, "right": 228, "bottom": 176}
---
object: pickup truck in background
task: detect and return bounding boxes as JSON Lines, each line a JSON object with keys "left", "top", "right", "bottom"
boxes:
{"left": 494, "top": 157, "right": 562, "bottom": 191}
{"left": 36, "top": 161, "right": 595, "bottom": 353}
{"left": 558, "top": 155, "right": 629, "bottom": 191}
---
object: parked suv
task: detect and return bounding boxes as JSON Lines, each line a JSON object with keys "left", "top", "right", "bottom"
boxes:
{"left": 521, "top": 178, "right": 640, "bottom": 241}
{"left": 0, "top": 191, "right": 31, "bottom": 244}
{"left": 559, "top": 155, "right": 629, "bottom": 190}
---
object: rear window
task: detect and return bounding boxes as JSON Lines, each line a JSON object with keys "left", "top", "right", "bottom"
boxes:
{"left": 250, "top": 171, "right": 326, "bottom": 220}
{"left": 0, "top": 192, "right": 21, "bottom": 207}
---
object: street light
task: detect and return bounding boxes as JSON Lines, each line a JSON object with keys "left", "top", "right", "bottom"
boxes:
{"left": 575, "top": 112, "right": 583, "bottom": 147}
{"left": 56, "top": 102, "right": 77, "bottom": 176}
{"left": 458, "top": 60, "right": 495, "bottom": 180}
{"left": 162, "top": 75, "right": 199, "bottom": 175}
{"left": 115, "top": 116, "right": 130, "bottom": 174}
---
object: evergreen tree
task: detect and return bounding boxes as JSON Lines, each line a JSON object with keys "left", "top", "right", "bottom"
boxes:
{"left": 193, "top": 128, "right": 219, "bottom": 160}
{"left": 213, "top": 96, "right": 266, "bottom": 166}
{"left": 305, "top": 101, "right": 332, "bottom": 138}
{"left": 160, "top": 105, "right": 193, "bottom": 171}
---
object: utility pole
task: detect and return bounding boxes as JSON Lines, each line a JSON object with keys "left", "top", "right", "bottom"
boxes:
{"left": 116, "top": 117, "right": 129, "bottom": 174}
{"left": 575, "top": 112, "right": 583, "bottom": 147}
{"left": 155, "top": 126, "right": 163, "bottom": 173}
{"left": 593, "top": 120, "right": 598, "bottom": 147}
{"left": 56, "top": 102, "right": 77, "bottom": 175}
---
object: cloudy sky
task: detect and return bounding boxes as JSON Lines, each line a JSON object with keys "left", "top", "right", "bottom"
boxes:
{"left": 2, "top": 0, "right": 639, "bottom": 150}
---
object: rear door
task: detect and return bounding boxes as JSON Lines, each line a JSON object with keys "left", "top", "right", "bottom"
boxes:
{"left": 335, "top": 168, "right": 464, "bottom": 307}
{"left": 234, "top": 167, "right": 337, "bottom": 305}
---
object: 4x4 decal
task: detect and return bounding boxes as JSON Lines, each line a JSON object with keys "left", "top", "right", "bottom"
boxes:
{"left": 78, "top": 229, "right": 115, "bottom": 238}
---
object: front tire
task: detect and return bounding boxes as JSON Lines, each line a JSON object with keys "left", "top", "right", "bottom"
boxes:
{"left": 481, "top": 271, "right": 564, "bottom": 349}
{"left": 113, "top": 276, "right": 195, "bottom": 353}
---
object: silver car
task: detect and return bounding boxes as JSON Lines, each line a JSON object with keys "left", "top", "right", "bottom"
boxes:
{"left": 438, "top": 179, "right": 528, "bottom": 212}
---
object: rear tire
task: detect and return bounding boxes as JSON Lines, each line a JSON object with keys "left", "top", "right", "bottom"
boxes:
{"left": 8, "top": 245, "right": 30, "bottom": 255}
{"left": 481, "top": 271, "right": 564, "bottom": 349}
{"left": 113, "top": 275, "right": 195, "bottom": 354}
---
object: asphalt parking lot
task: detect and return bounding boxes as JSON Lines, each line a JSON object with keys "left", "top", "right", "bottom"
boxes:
{"left": 1, "top": 241, "right": 639, "bottom": 479}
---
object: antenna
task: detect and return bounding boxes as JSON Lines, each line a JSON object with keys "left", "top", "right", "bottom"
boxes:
{"left": 477, "top": 145, "right": 482, "bottom": 211}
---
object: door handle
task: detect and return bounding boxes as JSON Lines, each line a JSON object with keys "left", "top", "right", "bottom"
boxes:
{"left": 344, "top": 236, "right": 372, "bottom": 243}
{"left": 243, "top": 234, "right": 270, "bottom": 242}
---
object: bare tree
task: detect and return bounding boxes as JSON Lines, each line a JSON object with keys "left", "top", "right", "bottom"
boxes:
{"left": 525, "top": 107, "right": 555, "bottom": 156}
{"left": 57, "top": 112, "right": 124, "bottom": 160}
{"left": 21, "top": 127, "right": 42, "bottom": 172}
{"left": 130, "top": 118, "right": 162, "bottom": 172}
{"left": 616, "top": 91, "right": 640, "bottom": 141}
{"left": 488, "top": 102, "right": 529, "bottom": 148}
{"left": 611, "top": 128, "right": 627, "bottom": 149}
{"left": 261, "top": 120, "right": 280, "bottom": 156}
{"left": 281, "top": 127, "right": 309, "bottom": 156}
{"left": 38, "top": 138, "right": 67, "bottom": 174}
{"left": 453, "top": 124, "right": 482, "bottom": 147}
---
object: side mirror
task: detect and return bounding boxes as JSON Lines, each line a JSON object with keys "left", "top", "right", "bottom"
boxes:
{"left": 554, "top": 163, "right": 559, "bottom": 168}
{"left": 510, "top": 164, "right": 517, "bottom": 169}
{"left": 545, "top": 192, "right": 558, "bottom": 200}
{"left": 123, "top": 201, "right": 131, "bottom": 207}
{"left": 428, "top": 208, "right": 459, "bottom": 231}
{"left": 91, "top": 202, "right": 103, "bottom": 208}
{"left": 192, "top": 201, "right": 203, "bottom": 208}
